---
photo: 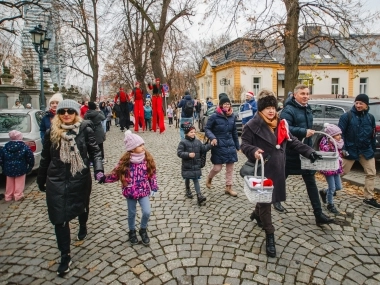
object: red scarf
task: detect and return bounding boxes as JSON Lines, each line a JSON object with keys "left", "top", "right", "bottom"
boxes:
{"left": 216, "top": 106, "right": 233, "bottom": 116}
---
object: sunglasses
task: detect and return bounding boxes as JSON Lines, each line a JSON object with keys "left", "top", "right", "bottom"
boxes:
{"left": 58, "top": 108, "right": 76, "bottom": 115}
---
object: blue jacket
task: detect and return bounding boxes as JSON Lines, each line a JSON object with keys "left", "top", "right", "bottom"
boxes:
{"left": 144, "top": 106, "right": 152, "bottom": 119}
{"left": 178, "top": 95, "right": 194, "bottom": 118}
{"left": 40, "top": 111, "right": 55, "bottom": 142}
{"left": 205, "top": 108, "right": 240, "bottom": 164}
{"left": 0, "top": 141, "right": 34, "bottom": 177}
{"left": 338, "top": 106, "right": 376, "bottom": 160}
{"left": 280, "top": 97, "right": 314, "bottom": 174}
{"left": 240, "top": 98, "right": 257, "bottom": 125}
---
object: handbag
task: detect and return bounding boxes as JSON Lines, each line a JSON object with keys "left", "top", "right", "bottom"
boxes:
{"left": 200, "top": 139, "right": 209, "bottom": 168}
{"left": 239, "top": 154, "right": 271, "bottom": 178}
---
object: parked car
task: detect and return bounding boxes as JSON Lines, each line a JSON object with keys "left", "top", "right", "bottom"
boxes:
{"left": 0, "top": 109, "right": 45, "bottom": 174}
{"left": 198, "top": 104, "right": 243, "bottom": 134}
{"left": 282, "top": 99, "right": 380, "bottom": 160}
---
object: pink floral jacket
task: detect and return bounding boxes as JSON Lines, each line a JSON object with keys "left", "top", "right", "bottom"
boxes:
{"left": 318, "top": 136, "right": 343, "bottom": 176}
{"left": 104, "top": 161, "right": 158, "bottom": 199}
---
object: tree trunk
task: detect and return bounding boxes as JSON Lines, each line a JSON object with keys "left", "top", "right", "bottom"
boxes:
{"left": 284, "top": 0, "right": 300, "bottom": 100}
{"left": 150, "top": 45, "right": 165, "bottom": 82}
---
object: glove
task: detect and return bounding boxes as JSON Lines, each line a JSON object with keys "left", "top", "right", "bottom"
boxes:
{"left": 150, "top": 191, "right": 157, "bottom": 197}
{"left": 309, "top": 152, "right": 323, "bottom": 163}
{"left": 38, "top": 184, "right": 46, "bottom": 192}
{"left": 95, "top": 172, "right": 106, "bottom": 183}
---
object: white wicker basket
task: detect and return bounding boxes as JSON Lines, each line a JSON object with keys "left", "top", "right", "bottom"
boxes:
{"left": 243, "top": 154, "right": 273, "bottom": 204}
{"left": 300, "top": 131, "right": 340, "bottom": 171}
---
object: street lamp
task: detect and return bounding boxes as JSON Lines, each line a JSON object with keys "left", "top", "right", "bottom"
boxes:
{"left": 29, "top": 24, "right": 51, "bottom": 110}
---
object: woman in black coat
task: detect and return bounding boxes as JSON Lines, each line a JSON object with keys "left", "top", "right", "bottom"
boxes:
{"left": 204, "top": 94, "right": 240, "bottom": 197}
{"left": 37, "top": 100, "right": 104, "bottom": 276}
{"left": 84, "top": 102, "right": 106, "bottom": 162}
{"left": 241, "top": 89, "right": 319, "bottom": 258}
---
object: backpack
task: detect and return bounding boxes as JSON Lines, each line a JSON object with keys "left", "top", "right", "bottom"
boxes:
{"left": 183, "top": 100, "right": 194, "bottom": 117}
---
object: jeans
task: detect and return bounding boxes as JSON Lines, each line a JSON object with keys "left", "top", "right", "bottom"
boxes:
{"left": 101, "top": 120, "right": 106, "bottom": 133}
{"left": 185, "top": 178, "right": 201, "bottom": 194}
{"left": 126, "top": 196, "right": 151, "bottom": 230}
{"left": 286, "top": 173, "right": 322, "bottom": 216}
{"left": 324, "top": 174, "right": 342, "bottom": 204}
{"left": 180, "top": 117, "right": 193, "bottom": 139}
{"left": 145, "top": 118, "right": 152, "bottom": 130}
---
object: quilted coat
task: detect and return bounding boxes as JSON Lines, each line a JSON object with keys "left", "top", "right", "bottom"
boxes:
{"left": 177, "top": 137, "right": 211, "bottom": 179}
{"left": 84, "top": 109, "right": 106, "bottom": 144}
{"left": 205, "top": 108, "right": 240, "bottom": 165}
{"left": 241, "top": 115, "right": 314, "bottom": 202}
{"left": 0, "top": 141, "right": 34, "bottom": 177}
{"left": 280, "top": 97, "right": 314, "bottom": 175}
{"left": 37, "top": 121, "right": 103, "bottom": 225}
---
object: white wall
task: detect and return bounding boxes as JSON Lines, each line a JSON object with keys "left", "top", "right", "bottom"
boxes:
{"left": 304, "top": 69, "right": 349, "bottom": 95}
{"left": 240, "top": 67, "right": 273, "bottom": 100}
{"left": 352, "top": 69, "right": 380, "bottom": 98}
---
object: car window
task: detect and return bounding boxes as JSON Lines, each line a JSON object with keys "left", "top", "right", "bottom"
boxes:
{"left": 325, "top": 105, "right": 345, "bottom": 119}
{"left": 309, "top": 104, "right": 323, "bottom": 118}
{"left": 35, "top": 111, "right": 45, "bottom": 126}
{"left": 369, "top": 103, "right": 380, "bottom": 122}
{"left": 0, "top": 114, "right": 31, "bottom": 133}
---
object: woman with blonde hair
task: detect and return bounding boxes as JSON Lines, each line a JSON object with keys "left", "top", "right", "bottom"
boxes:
{"left": 37, "top": 99, "right": 104, "bottom": 276}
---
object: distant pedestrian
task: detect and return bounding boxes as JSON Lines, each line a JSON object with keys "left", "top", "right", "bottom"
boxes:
{"left": 12, "top": 99, "right": 24, "bottom": 109}
{"left": 114, "top": 87, "right": 131, "bottom": 131}
{"left": 113, "top": 100, "right": 121, "bottom": 127}
{"left": 144, "top": 101, "right": 152, "bottom": 131}
{"left": 166, "top": 105, "right": 173, "bottom": 127}
{"left": 318, "top": 124, "right": 344, "bottom": 214}
{"left": 40, "top": 93, "right": 63, "bottom": 143}
{"left": 0, "top": 130, "right": 34, "bottom": 201}
{"left": 80, "top": 100, "right": 89, "bottom": 118}
{"left": 338, "top": 94, "right": 380, "bottom": 209}
{"left": 97, "top": 130, "right": 158, "bottom": 246}
{"left": 240, "top": 91, "right": 257, "bottom": 127}
{"left": 26, "top": 103, "right": 32, "bottom": 109}
{"left": 178, "top": 91, "right": 194, "bottom": 139}
{"left": 177, "top": 122, "right": 211, "bottom": 205}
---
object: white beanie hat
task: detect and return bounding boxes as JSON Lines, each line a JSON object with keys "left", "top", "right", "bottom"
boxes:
{"left": 124, "top": 130, "right": 145, "bottom": 151}
{"left": 49, "top": 93, "right": 64, "bottom": 105}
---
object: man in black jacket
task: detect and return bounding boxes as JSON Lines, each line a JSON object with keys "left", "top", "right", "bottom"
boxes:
{"left": 279, "top": 84, "right": 334, "bottom": 225}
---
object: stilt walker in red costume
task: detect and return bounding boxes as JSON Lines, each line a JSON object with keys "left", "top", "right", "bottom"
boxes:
{"left": 131, "top": 82, "right": 145, "bottom": 132}
{"left": 148, "top": 78, "right": 166, "bottom": 133}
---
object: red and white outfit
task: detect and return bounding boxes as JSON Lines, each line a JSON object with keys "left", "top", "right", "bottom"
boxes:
{"left": 148, "top": 79, "right": 166, "bottom": 133}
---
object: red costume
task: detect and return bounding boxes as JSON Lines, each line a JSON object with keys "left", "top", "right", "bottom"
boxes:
{"left": 148, "top": 78, "right": 166, "bottom": 133}
{"left": 131, "top": 82, "right": 145, "bottom": 132}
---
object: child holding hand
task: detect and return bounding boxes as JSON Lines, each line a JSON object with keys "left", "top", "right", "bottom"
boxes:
{"left": 97, "top": 130, "right": 158, "bottom": 245}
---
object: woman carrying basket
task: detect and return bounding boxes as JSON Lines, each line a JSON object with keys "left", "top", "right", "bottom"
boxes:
{"left": 240, "top": 89, "right": 321, "bottom": 258}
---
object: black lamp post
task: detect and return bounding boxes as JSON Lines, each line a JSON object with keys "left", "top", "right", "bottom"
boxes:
{"left": 29, "top": 24, "right": 51, "bottom": 110}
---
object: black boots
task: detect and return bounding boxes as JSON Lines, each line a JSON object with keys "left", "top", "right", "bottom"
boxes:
{"left": 197, "top": 193, "right": 206, "bottom": 206}
{"left": 57, "top": 253, "right": 72, "bottom": 276}
{"left": 315, "top": 213, "right": 334, "bottom": 226}
{"left": 319, "top": 190, "right": 327, "bottom": 204}
{"left": 128, "top": 230, "right": 139, "bottom": 245}
{"left": 273, "top": 202, "right": 285, "bottom": 212}
{"left": 327, "top": 204, "right": 339, "bottom": 214}
{"left": 139, "top": 228, "right": 150, "bottom": 245}
{"left": 266, "top": 233, "right": 276, "bottom": 257}
{"left": 77, "top": 225, "right": 87, "bottom": 241}
{"left": 250, "top": 212, "right": 263, "bottom": 228}
{"left": 186, "top": 188, "right": 193, "bottom": 199}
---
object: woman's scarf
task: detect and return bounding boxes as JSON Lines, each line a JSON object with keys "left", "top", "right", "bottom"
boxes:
{"left": 259, "top": 112, "right": 278, "bottom": 133}
{"left": 59, "top": 122, "right": 86, "bottom": 175}
{"left": 216, "top": 106, "right": 233, "bottom": 116}
{"left": 130, "top": 152, "right": 145, "bottom": 163}
{"left": 50, "top": 108, "right": 56, "bottom": 116}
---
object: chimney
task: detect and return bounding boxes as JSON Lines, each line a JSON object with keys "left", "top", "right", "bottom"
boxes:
{"left": 303, "top": 26, "right": 322, "bottom": 40}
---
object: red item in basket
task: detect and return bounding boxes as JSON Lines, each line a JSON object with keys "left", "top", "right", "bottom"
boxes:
{"left": 250, "top": 178, "right": 273, "bottom": 187}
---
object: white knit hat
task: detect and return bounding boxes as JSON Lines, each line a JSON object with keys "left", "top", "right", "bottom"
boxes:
{"left": 49, "top": 93, "right": 63, "bottom": 105}
{"left": 57, "top": 99, "right": 81, "bottom": 115}
{"left": 124, "top": 130, "right": 144, "bottom": 151}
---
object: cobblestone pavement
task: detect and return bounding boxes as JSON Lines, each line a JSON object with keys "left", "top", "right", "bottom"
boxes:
{"left": 1, "top": 123, "right": 380, "bottom": 285}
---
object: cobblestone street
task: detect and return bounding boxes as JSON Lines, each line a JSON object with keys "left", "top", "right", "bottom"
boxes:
{"left": 1, "top": 122, "right": 380, "bottom": 285}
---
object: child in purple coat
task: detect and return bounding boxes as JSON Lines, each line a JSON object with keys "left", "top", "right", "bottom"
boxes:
{"left": 97, "top": 130, "right": 158, "bottom": 245}
{"left": 318, "top": 124, "right": 344, "bottom": 214}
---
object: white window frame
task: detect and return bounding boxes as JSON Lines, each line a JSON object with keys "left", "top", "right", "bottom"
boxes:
{"left": 359, "top": 78, "right": 368, "bottom": 94}
{"left": 331, "top": 78, "right": 339, "bottom": 95}
{"left": 253, "top": 77, "right": 261, "bottom": 95}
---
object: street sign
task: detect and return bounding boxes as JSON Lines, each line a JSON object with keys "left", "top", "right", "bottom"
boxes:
{"left": 163, "top": 83, "right": 169, "bottom": 93}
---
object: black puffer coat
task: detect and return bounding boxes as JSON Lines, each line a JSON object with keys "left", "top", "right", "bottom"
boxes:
{"left": 177, "top": 137, "right": 211, "bottom": 179}
{"left": 84, "top": 109, "right": 106, "bottom": 144}
{"left": 37, "top": 121, "right": 103, "bottom": 225}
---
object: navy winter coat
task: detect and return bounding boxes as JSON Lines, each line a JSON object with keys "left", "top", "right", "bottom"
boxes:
{"left": 177, "top": 95, "right": 194, "bottom": 118}
{"left": 338, "top": 106, "right": 376, "bottom": 160}
{"left": 205, "top": 108, "right": 240, "bottom": 164}
{"left": 177, "top": 137, "right": 211, "bottom": 179}
{"left": 280, "top": 97, "right": 314, "bottom": 175}
{"left": 0, "top": 141, "right": 34, "bottom": 177}
{"left": 240, "top": 98, "right": 257, "bottom": 125}
{"left": 40, "top": 111, "right": 55, "bottom": 142}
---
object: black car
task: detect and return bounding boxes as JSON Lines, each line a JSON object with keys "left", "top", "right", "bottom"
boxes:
{"left": 198, "top": 104, "right": 243, "bottom": 134}
{"left": 300, "top": 99, "right": 380, "bottom": 160}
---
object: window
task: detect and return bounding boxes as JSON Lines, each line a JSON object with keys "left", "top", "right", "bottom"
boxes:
{"left": 360, "top": 78, "right": 368, "bottom": 94}
{"left": 201, "top": 83, "right": 204, "bottom": 98}
{"left": 331, "top": 78, "right": 339, "bottom": 94}
{"left": 253, "top": 77, "right": 261, "bottom": 95}
{"left": 325, "top": 105, "right": 345, "bottom": 119}
{"left": 309, "top": 104, "right": 323, "bottom": 118}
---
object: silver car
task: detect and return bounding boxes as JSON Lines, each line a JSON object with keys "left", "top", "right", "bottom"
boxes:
{"left": 0, "top": 109, "right": 45, "bottom": 174}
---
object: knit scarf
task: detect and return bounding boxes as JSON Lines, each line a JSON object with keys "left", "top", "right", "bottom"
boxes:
{"left": 130, "top": 152, "right": 145, "bottom": 163}
{"left": 59, "top": 122, "right": 86, "bottom": 175}
{"left": 259, "top": 112, "right": 278, "bottom": 133}
{"left": 216, "top": 106, "right": 233, "bottom": 116}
